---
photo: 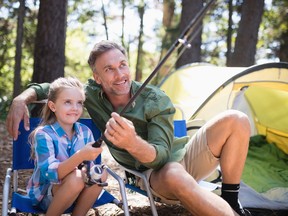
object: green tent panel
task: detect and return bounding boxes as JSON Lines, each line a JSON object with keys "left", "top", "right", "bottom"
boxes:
{"left": 245, "top": 86, "right": 288, "bottom": 154}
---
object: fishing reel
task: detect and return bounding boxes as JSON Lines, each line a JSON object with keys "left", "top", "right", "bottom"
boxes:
{"left": 87, "top": 164, "right": 108, "bottom": 186}
{"left": 78, "top": 162, "right": 108, "bottom": 187}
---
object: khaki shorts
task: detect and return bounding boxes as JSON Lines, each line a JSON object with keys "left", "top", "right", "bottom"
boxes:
{"left": 139, "top": 124, "right": 220, "bottom": 204}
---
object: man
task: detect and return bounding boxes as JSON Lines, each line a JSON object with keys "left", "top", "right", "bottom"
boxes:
{"left": 6, "top": 40, "right": 251, "bottom": 216}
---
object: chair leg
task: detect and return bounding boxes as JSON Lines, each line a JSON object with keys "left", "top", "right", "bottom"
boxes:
{"left": 140, "top": 173, "right": 158, "bottom": 216}
{"left": 124, "top": 168, "right": 158, "bottom": 216}
{"left": 2, "top": 168, "right": 12, "bottom": 216}
{"left": 105, "top": 166, "right": 130, "bottom": 216}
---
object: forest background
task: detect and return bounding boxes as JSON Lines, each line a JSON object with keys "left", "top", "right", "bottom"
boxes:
{"left": 0, "top": 0, "right": 287, "bottom": 119}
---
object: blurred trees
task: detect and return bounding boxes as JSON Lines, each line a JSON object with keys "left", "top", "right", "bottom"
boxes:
{"left": 13, "top": 0, "right": 25, "bottom": 98}
{"left": 262, "top": 0, "right": 288, "bottom": 62}
{"left": 152, "top": 0, "right": 178, "bottom": 85}
{"left": 32, "top": 0, "right": 67, "bottom": 83}
{"left": 227, "top": 0, "right": 265, "bottom": 66}
{"left": 176, "top": 0, "right": 203, "bottom": 68}
{"left": 135, "top": 1, "right": 145, "bottom": 81}
{"left": 0, "top": 0, "right": 287, "bottom": 119}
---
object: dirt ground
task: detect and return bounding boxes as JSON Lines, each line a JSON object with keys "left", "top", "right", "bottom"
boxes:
{"left": 0, "top": 120, "right": 191, "bottom": 216}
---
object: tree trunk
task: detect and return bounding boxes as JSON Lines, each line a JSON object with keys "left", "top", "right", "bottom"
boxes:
{"left": 152, "top": 0, "right": 175, "bottom": 85}
{"left": 176, "top": 0, "right": 203, "bottom": 69}
{"left": 121, "top": 0, "right": 125, "bottom": 46}
{"left": 160, "top": 0, "right": 176, "bottom": 61}
{"left": 135, "top": 2, "right": 145, "bottom": 81}
{"left": 101, "top": 0, "right": 109, "bottom": 40}
{"left": 226, "top": 0, "right": 233, "bottom": 65}
{"left": 13, "top": 0, "right": 25, "bottom": 98}
{"left": 228, "top": 0, "right": 264, "bottom": 67}
{"left": 32, "top": 0, "right": 67, "bottom": 83}
{"left": 279, "top": 30, "right": 288, "bottom": 62}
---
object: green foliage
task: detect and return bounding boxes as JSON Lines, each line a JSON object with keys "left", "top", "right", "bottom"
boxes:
{"left": 1, "top": 0, "right": 286, "bottom": 112}
{"left": 0, "top": 1, "right": 36, "bottom": 98}
{"left": 0, "top": 95, "right": 12, "bottom": 120}
{"left": 259, "top": 0, "right": 288, "bottom": 60}
{"left": 0, "top": 13, "right": 17, "bottom": 97}
{"left": 65, "top": 28, "right": 93, "bottom": 83}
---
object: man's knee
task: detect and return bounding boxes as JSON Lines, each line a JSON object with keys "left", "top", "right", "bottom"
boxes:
{"left": 224, "top": 110, "right": 251, "bottom": 135}
{"left": 157, "top": 162, "right": 189, "bottom": 187}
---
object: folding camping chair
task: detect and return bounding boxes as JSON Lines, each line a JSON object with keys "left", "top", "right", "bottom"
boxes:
{"left": 118, "top": 107, "right": 221, "bottom": 216}
{"left": 1, "top": 118, "right": 130, "bottom": 216}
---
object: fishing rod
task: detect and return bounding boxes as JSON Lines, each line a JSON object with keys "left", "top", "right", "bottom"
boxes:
{"left": 93, "top": 0, "right": 216, "bottom": 148}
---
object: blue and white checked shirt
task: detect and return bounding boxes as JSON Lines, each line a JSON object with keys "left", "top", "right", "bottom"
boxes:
{"left": 26, "top": 121, "right": 95, "bottom": 206}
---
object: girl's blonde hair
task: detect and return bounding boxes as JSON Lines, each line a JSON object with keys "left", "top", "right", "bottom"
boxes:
{"left": 29, "top": 77, "right": 85, "bottom": 158}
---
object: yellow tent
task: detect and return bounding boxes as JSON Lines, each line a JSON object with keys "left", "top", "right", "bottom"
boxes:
{"left": 159, "top": 62, "right": 288, "bottom": 153}
{"left": 159, "top": 62, "right": 288, "bottom": 211}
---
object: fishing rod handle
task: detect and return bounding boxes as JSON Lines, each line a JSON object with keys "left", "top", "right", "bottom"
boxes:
{"left": 92, "top": 135, "right": 104, "bottom": 148}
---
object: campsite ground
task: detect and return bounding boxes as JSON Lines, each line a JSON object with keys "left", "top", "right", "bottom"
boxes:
{"left": 0, "top": 120, "right": 287, "bottom": 216}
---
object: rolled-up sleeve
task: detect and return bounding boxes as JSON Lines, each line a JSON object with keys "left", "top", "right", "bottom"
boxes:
{"left": 27, "top": 83, "right": 50, "bottom": 100}
{"left": 141, "top": 93, "right": 175, "bottom": 170}
{"left": 35, "top": 131, "right": 60, "bottom": 183}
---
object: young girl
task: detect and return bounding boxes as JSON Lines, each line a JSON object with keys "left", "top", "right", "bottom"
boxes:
{"left": 26, "top": 77, "right": 106, "bottom": 216}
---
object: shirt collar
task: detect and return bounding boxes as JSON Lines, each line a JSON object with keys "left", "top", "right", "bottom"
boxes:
{"left": 98, "top": 81, "right": 137, "bottom": 110}
{"left": 128, "top": 82, "right": 137, "bottom": 109}
{"left": 50, "top": 121, "right": 80, "bottom": 138}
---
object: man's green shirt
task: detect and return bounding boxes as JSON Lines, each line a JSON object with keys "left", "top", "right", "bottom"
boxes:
{"left": 30, "top": 80, "right": 189, "bottom": 171}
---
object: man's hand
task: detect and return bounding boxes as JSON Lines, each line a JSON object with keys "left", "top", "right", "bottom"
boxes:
{"left": 6, "top": 88, "right": 37, "bottom": 140}
{"left": 104, "top": 112, "right": 157, "bottom": 163}
{"left": 6, "top": 96, "right": 30, "bottom": 140}
{"left": 104, "top": 112, "right": 137, "bottom": 150}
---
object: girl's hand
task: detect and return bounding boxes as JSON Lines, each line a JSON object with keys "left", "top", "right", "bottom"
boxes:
{"left": 80, "top": 142, "right": 103, "bottom": 161}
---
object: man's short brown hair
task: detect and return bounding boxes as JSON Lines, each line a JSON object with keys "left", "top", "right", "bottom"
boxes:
{"left": 87, "top": 40, "right": 126, "bottom": 73}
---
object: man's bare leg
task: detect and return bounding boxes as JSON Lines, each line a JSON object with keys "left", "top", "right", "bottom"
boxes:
{"left": 150, "top": 162, "right": 237, "bottom": 216}
{"left": 205, "top": 110, "right": 250, "bottom": 215}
